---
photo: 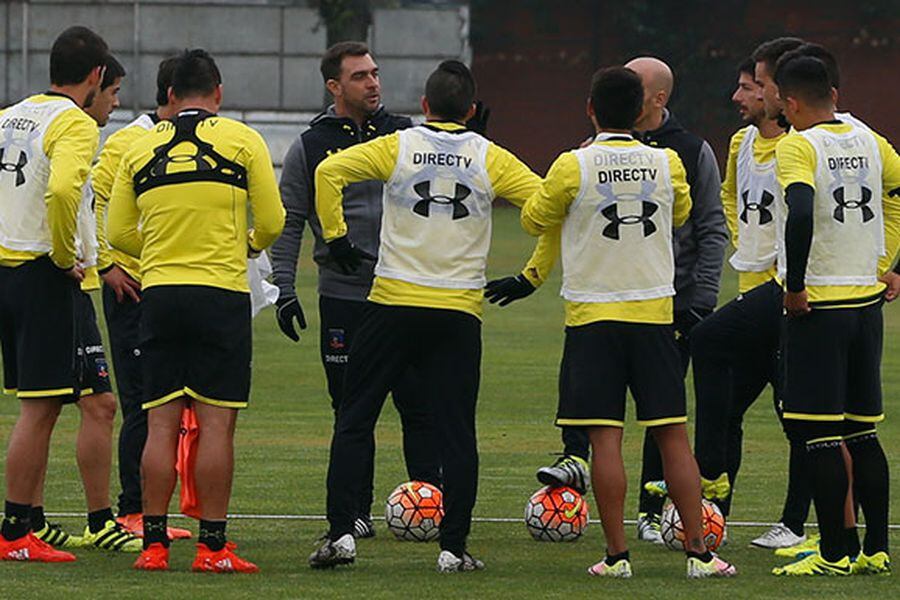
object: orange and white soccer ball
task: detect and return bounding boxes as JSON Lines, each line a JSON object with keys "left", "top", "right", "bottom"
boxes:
{"left": 524, "top": 486, "right": 589, "bottom": 542}
{"left": 384, "top": 481, "right": 444, "bottom": 542}
{"left": 660, "top": 499, "right": 726, "bottom": 551}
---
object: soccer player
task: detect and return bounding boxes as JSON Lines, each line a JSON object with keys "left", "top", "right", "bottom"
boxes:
{"left": 308, "top": 60, "right": 548, "bottom": 572}
{"left": 521, "top": 65, "right": 735, "bottom": 579}
{"left": 91, "top": 56, "right": 191, "bottom": 541}
{"left": 770, "top": 53, "right": 899, "bottom": 576}
{"left": 270, "top": 41, "right": 441, "bottom": 538}
{"left": 108, "top": 49, "right": 285, "bottom": 573}
{"left": 0, "top": 26, "right": 107, "bottom": 563}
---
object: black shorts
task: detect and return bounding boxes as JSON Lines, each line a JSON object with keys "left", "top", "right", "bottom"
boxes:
{"left": 0, "top": 256, "right": 78, "bottom": 402}
{"left": 557, "top": 320, "right": 686, "bottom": 427}
{"left": 140, "top": 285, "right": 251, "bottom": 410}
{"left": 782, "top": 301, "right": 883, "bottom": 423}
{"left": 75, "top": 290, "right": 112, "bottom": 397}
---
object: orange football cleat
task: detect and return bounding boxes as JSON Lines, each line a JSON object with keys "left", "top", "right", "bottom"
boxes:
{"left": 117, "top": 514, "right": 192, "bottom": 540}
{"left": 191, "top": 542, "right": 259, "bottom": 574}
{"left": 0, "top": 532, "right": 76, "bottom": 562}
{"left": 133, "top": 542, "right": 169, "bottom": 571}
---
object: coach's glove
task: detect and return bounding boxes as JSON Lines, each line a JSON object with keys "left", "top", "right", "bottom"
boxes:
{"left": 674, "top": 306, "right": 712, "bottom": 338}
{"left": 326, "top": 236, "right": 376, "bottom": 275}
{"left": 466, "top": 100, "right": 491, "bottom": 136}
{"left": 275, "top": 296, "right": 307, "bottom": 342}
{"left": 484, "top": 274, "right": 536, "bottom": 307}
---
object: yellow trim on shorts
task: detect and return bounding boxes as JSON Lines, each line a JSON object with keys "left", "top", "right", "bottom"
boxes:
{"left": 844, "top": 428, "right": 877, "bottom": 441}
{"left": 17, "top": 387, "right": 75, "bottom": 399}
{"left": 556, "top": 418, "right": 624, "bottom": 427}
{"left": 638, "top": 416, "right": 688, "bottom": 427}
{"left": 3, "top": 387, "right": 16, "bottom": 395}
{"left": 782, "top": 412, "right": 844, "bottom": 422}
{"left": 185, "top": 387, "right": 248, "bottom": 409}
{"left": 844, "top": 412, "right": 884, "bottom": 423}
{"left": 142, "top": 389, "right": 187, "bottom": 410}
{"left": 79, "top": 387, "right": 94, "bottom": 397}
{"left": 808, "top": 435, "right": 843, "bottom": 445}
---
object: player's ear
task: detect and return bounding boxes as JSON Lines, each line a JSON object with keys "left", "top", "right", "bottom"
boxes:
{"left": 325, "top": 78, "right": 341, "bottom": 99}
{"left": 831, "top": 87, "right": 839, "bottom": 107}
{"left": 214, "top": 84, "right": 223, "bottom": 107}
{"left": 167, "top": 86, "right": 177, "bottom": 106}
{"left": 463, "top": 102, "right": 476, "bottom": 122}
{"left": 420, "top": 95, "right": 429, "bottom": 118}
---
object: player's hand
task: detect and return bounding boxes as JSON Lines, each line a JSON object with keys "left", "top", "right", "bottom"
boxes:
{"left": 64, "top": 264, "right": 85, "bottom": 283}
{"left": 275, "top": 296, "right": 307, "bottom": 342}
{"left": 326, "top": 236, "right": 376, "bottom": 275}
{"left": 466, "top": 100, "right": 491, "bottom": 136}
{"left": 674, "top": 306, "right": 712, "bottom": 337}
{"left": 879, "top": 272, "right": 900, "bottom": 302}
{"left": 484, "top": 274, "right": 536, "bottom": 306}
{"left": 784, "top": 289, "right": 810, "bottom": 317}
{"left": 101, "top": 264, "right": 141, "bottom": 303}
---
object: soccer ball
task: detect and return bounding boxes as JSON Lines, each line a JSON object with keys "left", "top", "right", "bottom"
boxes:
{"left": 384, "top": 481, "right": 443, "bottom": 542}
{"left": 524, "top": 486, "right": 589, "bottom": 542}
{"left": 660, "top": 499, "right": 726, "bottom": 551}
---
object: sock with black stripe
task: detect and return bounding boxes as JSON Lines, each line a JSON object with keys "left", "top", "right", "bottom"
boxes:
{"left": 30, "top": 506, "right": 46, "bottom": 532}
{"left": 1, "top": 501, "right": 31, "bottom": 541}
{"left": 88, "top": 507, "right": 115, "bottom": 534}
{"left": 143, "top": 515, "right": 169, "bottom": 549}
{"left": 807, "top": 438, "right": 849, "bottom": 562}
{"left": 199, "top": 519, "right": 227, "bottom": 552}
{"left": 846, "top": 430, "right": 890, "bottom": 555}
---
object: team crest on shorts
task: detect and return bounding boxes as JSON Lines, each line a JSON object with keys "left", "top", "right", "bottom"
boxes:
{"left": 328, "top": 328, "right": 346, "bottom": 351}
{"left": 95, "top": 358, "right": 109, "bottom": 379}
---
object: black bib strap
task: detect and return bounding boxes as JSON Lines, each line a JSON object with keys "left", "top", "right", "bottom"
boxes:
{"left": 133, "top": 112, "right": 247, "bottom": 196}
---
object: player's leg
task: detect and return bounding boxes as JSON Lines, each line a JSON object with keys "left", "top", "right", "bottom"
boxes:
{"left": 536, "top": 426, "right": 590, "bottom": 494}
{"left": 636, "top": 430, "right": 665, "bottom": 540}
{"left": 391, "top": 367, "right": 442, "bottom": 489}
{"left": 587, "top": 426, "right": 627, "bottom": 554}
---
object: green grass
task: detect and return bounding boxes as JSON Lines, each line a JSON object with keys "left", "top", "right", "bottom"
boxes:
{"left": 2, "top": 208, "right": 897, "bottom": 598}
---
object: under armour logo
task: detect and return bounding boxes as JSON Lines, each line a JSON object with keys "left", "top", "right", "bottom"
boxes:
{"left": 833, "top": 185, "right": 874, "bottom": 223}
{"left": 596, "top": 179, "right": 659, "bottom": 240}
{"left": 150, "top": 143, "right": 212, "bottom": 177}
{"left": 739, "top": 189, "right": 774, "bottom": 224}
{"left": 0, "top": 148, "right": 28, "bottom": 186}
{"left": 412, "top": 181, "right": 471, "bottom": 220}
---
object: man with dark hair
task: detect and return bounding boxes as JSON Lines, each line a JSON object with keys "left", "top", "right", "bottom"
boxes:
{"left": 521, "top": 66, "right": 735, "bottom": 579}
{"left": 770, "top": 53, "right": 900, "bottom": 576}
{"left": 109, "top": 48, "right": 285, "bottom": 573}
{"left": 0, "top": 25, "right": 107, "bottom": 563}
{"left": 271, "top": 41, "right": 441, "bottom": 539}
{"left": 753, "top": 37, "right": 804, "bottom": 130}
{"left": 92, "top": 56, "right": 189, "bottom": 541}
{"left": 308, "top": 59, "right": 551, "bottom": 572}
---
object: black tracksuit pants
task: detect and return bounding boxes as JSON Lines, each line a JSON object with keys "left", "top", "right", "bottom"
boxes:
{"left": 326, "top": 303, "right": 480, "bottom": 555}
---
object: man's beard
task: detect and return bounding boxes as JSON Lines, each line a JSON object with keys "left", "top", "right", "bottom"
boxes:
{"left": 83, "top": 89, "right": 97, "bottom": 108}
{"left": 776, "top": 112, "right": 790, "bottom": 129}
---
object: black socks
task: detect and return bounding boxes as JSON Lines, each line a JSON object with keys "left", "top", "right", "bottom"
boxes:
{"left": 199, "top": 519, "right": 227, "bottom": 551}
{"left": 88, "top": 507, "right": 115, "bottom": 534}
{"left": 30, "top": 506, "right": 46, "bottom": 533}
{"left": 605, "top": 550, "right": 629, "bottom": 566}
{"left": 143, "top": 515, "right": 169, "bottom": 549}
{"left": 1, "top": 501, "right": 31, "bottom": 541}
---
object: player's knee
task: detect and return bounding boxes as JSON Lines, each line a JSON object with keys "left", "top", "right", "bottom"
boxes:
{"left": 80, "top": 392, "right": 117, "bottom": 425}
{"left": 783, "top": 419, "right": 842, "bottom": 446}
{"left": 19, "top": 399, "right": 63, "bottom": 429}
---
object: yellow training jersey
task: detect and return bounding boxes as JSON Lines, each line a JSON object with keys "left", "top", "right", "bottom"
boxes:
{"left": 521, "top": 136, "right": 691, "bottom": 327}
{"left": 721, "top": 125, "right": 782, "bottom": 292}
{"left": 107, "top": 110, "right": 285, "bottom": 293}
{"left": 775, "top": 121, "right": 900, "bottom": 307}
{"left": 0, "top": 93, "right": 99, "bottom": 269}
{"left": 92, "top": 113, "right": 157, "bottom": 281}
{"left": 315, "top": 121, "right": 545, "bottom": 319}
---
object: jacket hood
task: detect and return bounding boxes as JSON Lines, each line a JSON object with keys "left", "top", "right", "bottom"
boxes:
{"left": 309, "top": 104, "right": 389, "bottom": 128}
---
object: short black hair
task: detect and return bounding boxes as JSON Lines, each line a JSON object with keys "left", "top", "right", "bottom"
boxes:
{"left": 752, "top": 36, "right": 804, "bottom": 75}
{"left": 155, "top": 56, "right": 180, "bottom": 106}
{"left": 101, "top": 55, "right": 126, "bottom": 90}
{"left": 49, "top": 26, "right": 109, "bottom": 86}
{"left": 320, "top": 41, "right": 371, "bottom": 83}
{"left": 738, "top": 57, "right": 756, "bottom": 77}
{"left": 424, "top": 60, "right": 476, "bottom": 122}
{"left": 778, "top": 42, "right": 840, "bottom": 89}
{"left": 590, "top": 66, "right": 644, "bottom": 130}
{"left": 171, "top": 49, "right": 222, "bottom": 99}
{"left": 774, "top": 55, "right": 833, "bottom": 107}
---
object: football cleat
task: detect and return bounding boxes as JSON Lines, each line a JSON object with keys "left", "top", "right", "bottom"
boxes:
{"left": 0, "top": 532, "right": 76, "bottom": 562}
{"left": 133, "top": 542, "right": 169, "bottom": 571}
{"left": 751, "top": 523, "right": 806, "bottom": 549}
{"left": 353, "top": 515, "right": 375, "bottom": 539}
{"left": 588, "top": 557, "right": 633, "bottom": 578}
{"left": 116, "top": 513, "right": 192, "bottom": 540}
{"left": 772, "top": 553, "right": 851, "bottom": 576}
{"left": 81, "top": 520, "right": 142, "bottom": 552}
{"left": 192, "top": 542, "right": 259, "bottom": 573}
{"left": 852, "top": 551, "right": 891, "bottom": 576}
{"left": 636, "top": 512, "right": 663, "bottom": 544}
{"left": 34, "top": 522, "right": 83, "bottom": 548}
{"left": 436, "top": 550, "right": 485, "bottom": 573}
{"left": 536, "top": 455, "right": 589, "bottom": 494}
{"left": 308, "top": 533, "right": 356, "bottom": 569}
{"left": 774, "top": 533, "right": 820, "bottom": 558}
{"left": 687, "top": 553, "right": 737, "bottom": 578}
{"left": 644, "top": 480, "right": 668, "bottom": 497}
{"left": 700, "top": 473, "right": 731, "bottom": 501}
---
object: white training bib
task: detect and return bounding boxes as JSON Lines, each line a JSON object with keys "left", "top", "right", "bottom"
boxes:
{"left": 729, "top": 126, "right": 780, "bottom": 272}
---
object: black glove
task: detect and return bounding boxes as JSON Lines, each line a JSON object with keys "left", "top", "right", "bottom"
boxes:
{"left": 674, "top": 306, "right": 712, "bottom": 338}
{"left": 326, "top": 236, "right": 376, "bottom": 275}
{"left": 484, "top": 274, "right": 536, "bottom": 307}
{"left": 466, "top": 100, "right": 491, "bottom": 136}
{"left": 275, "top": 296, "right": 307, "bottom": 342}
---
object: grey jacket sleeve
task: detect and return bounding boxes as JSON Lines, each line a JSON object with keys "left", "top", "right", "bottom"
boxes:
{"left": 269, "top": 136, "right": 310, "bottom": 301}
{"left": 689, "top": 141, "right": 728, "bottom": 310}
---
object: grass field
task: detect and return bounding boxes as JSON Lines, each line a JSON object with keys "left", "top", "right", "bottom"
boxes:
{"left": 1, "top": 208, "right": 897, "bottom": 599}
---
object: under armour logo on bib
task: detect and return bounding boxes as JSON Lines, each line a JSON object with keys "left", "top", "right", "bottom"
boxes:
{"left": 739, "top": 189, "right": 774, "bottom": 225}
{"left": 596, "top": 179, "right": 659, "bottom": 240}
{"left": 833, "top": 185, "right": 874, "bottom": 223}
{"left": 149, "top": 144, "right": 213, "bottom": 176}
{"left": 0, "top": 148, "right": 28, "bottom": 187}
{"left": 411, "top": 181, "right": 471, "bottom": 220}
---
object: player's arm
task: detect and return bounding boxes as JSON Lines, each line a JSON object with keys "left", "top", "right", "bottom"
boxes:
{"left": 520, "top": 152, "right": 580, "bottom": 236}
{"left": 776, "top": 134, "right": 817, "bottom": 315}
{"left": 666, "top": 148, "right": 693, "bottom": 228}
{"left": 91, "top": 130, "right": 130, "bottom": 273}
{"left": 107, "top": 154, "right": 144, "bottom": 258}
{"left": 720, "top": 131, "right": 743, "bottom": 247}
{"left": 43, "top": 111, "right": 100, "bottom": 272}
{"left": 872, "top": 133, "right": 900, "bottom": 300}
{"left": 244, "top": 129, "right": 285, "bottom": 254}
{"left": 685, "top": 141, "right": 727, "bottom": 312}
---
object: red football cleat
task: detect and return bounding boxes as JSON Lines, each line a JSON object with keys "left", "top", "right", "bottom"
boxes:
{"left": 133, "top": 542, "right": 169, "bottom": 571}
{"left": 0, "top": 532, "right": 76, "bottom": 562}
{"left": 117, "top": 514, "right": 192, "bottom": 540}
{"left": 191, "top": 542, "right": 259, "bottom": 574}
